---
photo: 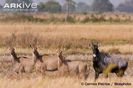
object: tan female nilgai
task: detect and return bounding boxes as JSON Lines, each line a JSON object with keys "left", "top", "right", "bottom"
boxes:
{"left": 9, "top": 47, "right": 34, "bottom": 74}
{"left": 30, "top": 46, "right": 60, "bottom": 74}
{"left": 57, "top": 51, "right": 89, "bottom": 79}
{"left": 31, "top": 46, "right": 46, "bottom": 74}
{"left": 57, "top": 51, "right": 69, "bottom": 76}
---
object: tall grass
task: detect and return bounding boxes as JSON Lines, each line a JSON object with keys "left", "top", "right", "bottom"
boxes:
{"left": 0, "top": 24, "right": 133, "bottom": 54}
{"left": 0, "top": 24, "right": 133, "bottom": 48}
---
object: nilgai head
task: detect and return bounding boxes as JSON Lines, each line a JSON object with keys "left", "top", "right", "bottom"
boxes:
{"left": 30, "top": 45, "right": 40, "bottom": 58}
{"left": 30, "top": 45, "right": 43, "bottom": 63}
{"left": 8, "top": 47, "right": 19, "bottom": 62}
{"left": 9, "top": 47, "right": 15, "bottom": 55}
{"left": 57, "top": 50, "right": 68, "bottom": 67}
{"left": 57, "top": 50, "right": 69, "bottom": 74}
{"left": 90, "top": 41, "right": 100, "bottom": 59}
{"left": 57, "top": 50, "right": 64, "bottom": 62}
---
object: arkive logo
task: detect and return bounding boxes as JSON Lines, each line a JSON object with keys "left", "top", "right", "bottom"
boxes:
{"left": 3, "top": 2, "right": 38, "bottom": 11}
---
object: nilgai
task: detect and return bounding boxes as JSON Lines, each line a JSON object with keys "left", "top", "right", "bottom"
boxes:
{"left": 31, "top": 46, "right": 46, "bottom": 74}
{"left": 90, "top": 41, "right": 128, "bottom": 80}
{"left": 57, "top": 51, "right": 89, "bottom": 79}
{"left": 30, "top": 46, "right": 60, "bottom": 73}
{"left": 57, "top": 51, "right": 69, "bottom": 76}
{"left": 9, "top": 47, "right": 34, "bottom": 74}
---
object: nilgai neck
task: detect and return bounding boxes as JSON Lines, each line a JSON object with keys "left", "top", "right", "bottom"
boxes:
{"left": 10, "top": 48, "right": 20, "bottom": 63}
{"left": 93, "top": 48, "right": 100, "bottom": 57}
{"left": 58, "top": 51, "right": 67, "bottom": 65}
{"left": 92, "top": 46, "right": 101, "bottom": 61}
{"left": 32, "top": 48, "right": 43, "bottom": 62}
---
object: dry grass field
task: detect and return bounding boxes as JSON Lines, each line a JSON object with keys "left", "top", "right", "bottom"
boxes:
{"left": 0, "top": 13, "right": 133, "bottom": 88}
{"left": 0, "top": 24, "right": 133, "bottom": 54}
{"left": 0, "top": 76, "right": 132, "bottom": 88}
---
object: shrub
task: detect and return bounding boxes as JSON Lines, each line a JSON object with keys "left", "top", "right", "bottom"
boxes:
{"left": 4, "top": 33, "right": 41, "bottom": 48}
{"left": 108, "top": 48, "right": 121, "bottom": 54}
{"left": 81, "top": 16, "right": 90, "bottom": 23}
{"left": 65, "top": 16, "right": 76, "bottom": 23}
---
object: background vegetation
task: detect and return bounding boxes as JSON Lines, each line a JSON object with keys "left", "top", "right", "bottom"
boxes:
{"left": 0, "top": 0, "right": 133, "bottom": 13}
{"left": 0, "top": 23, "right": 133, "bottom": 54}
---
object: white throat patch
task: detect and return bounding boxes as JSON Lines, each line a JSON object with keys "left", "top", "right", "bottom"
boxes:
{"left": 93, "top": 54, "right": 96, "bottom": 58}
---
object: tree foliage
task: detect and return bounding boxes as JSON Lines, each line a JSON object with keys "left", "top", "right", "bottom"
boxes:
{"left": 38, "top": 1, "right": 62, "bottom": 13}
{"left": 116, "top": 0, "right": 133, "bottom": 12}
{"left": 92, "top": 0, "right": 114, "bottom": 12}
{"left": 0, "top": 4, "right": 2, "bottom": 8}
{"left": 62, "top": 0, "right": 76, "bottom": 13}
{"left": 5, "top": 0, "right": 32, "bottom": 3}
{"left": 38, "top": 2, "right": 45, "bottom": 12}
{"left": 76, "top": 2, "right": 90, "bottom": 13}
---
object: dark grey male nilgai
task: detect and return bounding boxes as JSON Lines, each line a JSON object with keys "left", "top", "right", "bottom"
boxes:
{"left": 90, "top": 41, "right": 128, "bottom": 80}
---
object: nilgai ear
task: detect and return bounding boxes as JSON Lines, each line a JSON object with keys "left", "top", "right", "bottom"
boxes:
{"left": 30, "top": 44, "right": 38, "bottom": 49}
{"left": 30, "top": 44, "right": 33, "bottom": 48}
{"left": 30, "top": 44, "right": 35, "bottom": 49}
